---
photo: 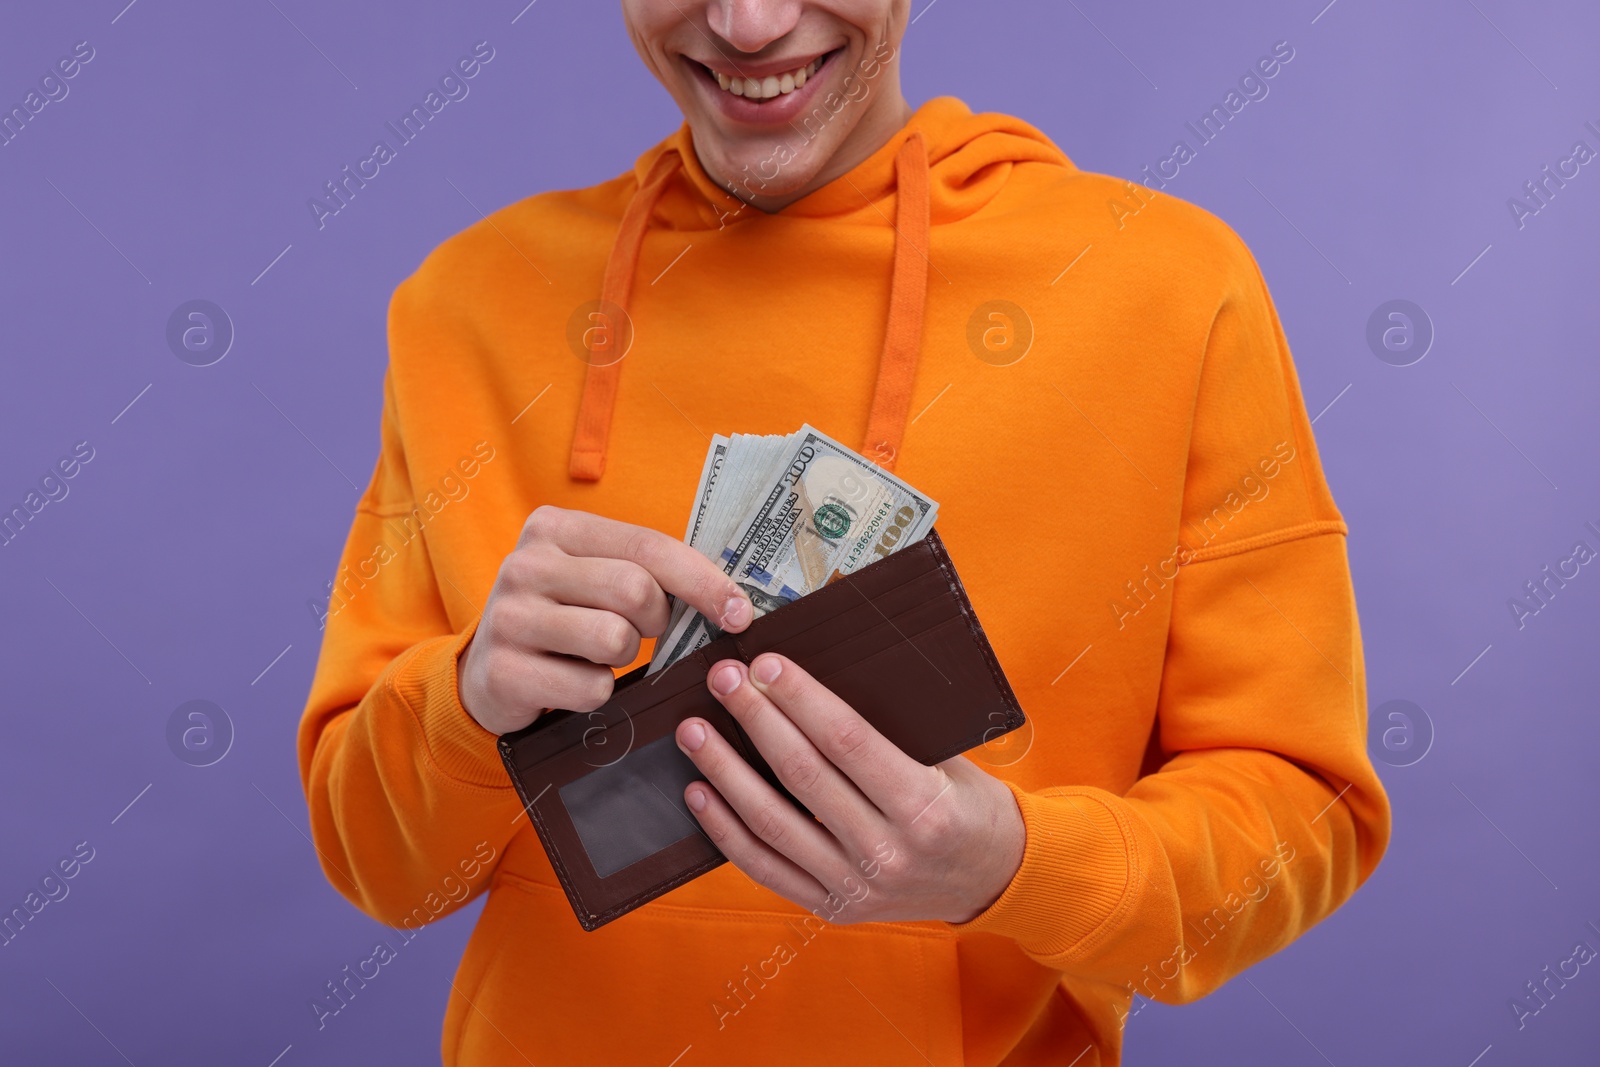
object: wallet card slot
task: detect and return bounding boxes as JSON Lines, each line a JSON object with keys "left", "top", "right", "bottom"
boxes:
{"left": 734, "top": 565, "right": 954, "bottom": 665}
{"left": 809, "top": 614, "right": 1022, "bottom": 765}
{"left": 508, "top": 651, "right": 715, "bottom": 776}
{"left": 800, "top": 614, "right": 956, "bottom": 690}
{"left": 727, "top": 537, "right": 947, "bottom": 652}
{"left": 748, "top": 589, "right": 958, "bottom": 688}
{"left": 809, "top": 613, "right": 972, "bottom": 690}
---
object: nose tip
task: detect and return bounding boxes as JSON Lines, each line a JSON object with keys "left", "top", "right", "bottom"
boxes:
{"left": 707, "top": 0, "right": 803, "bottom": 55}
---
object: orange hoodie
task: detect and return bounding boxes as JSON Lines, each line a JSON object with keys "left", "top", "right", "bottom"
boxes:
{"left": 298, "top": 97, "right": 1389, "bottom": 1066}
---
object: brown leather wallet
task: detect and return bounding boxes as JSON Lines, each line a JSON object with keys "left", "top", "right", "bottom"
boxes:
{"left": 496, "top": 528, "right": 1025, "bottom": 931}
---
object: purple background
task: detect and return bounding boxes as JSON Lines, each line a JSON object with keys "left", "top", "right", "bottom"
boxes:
{"left": 2, "top": 1, "right": 1597, "bottom": 1063}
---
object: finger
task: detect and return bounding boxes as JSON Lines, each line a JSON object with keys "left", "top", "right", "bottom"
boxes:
{"left": 481, "top": 649, "right": 614, "bottom": 715}
{"left": 521, "top": 602, "right": 641, "bottom": 667}
{"left": 741, "top": 653, "right": 941, "bottom": 824}
{"left": 534, "top": 555, "right": 671, "bottom": 637}
{"left": 523, "top": 507, "right": 752, "bottom": 632}
{"left": 682, "top": 780, "right": 830, "bottom": 909}
{"left": 675, "top": 715, "right": 848, "bottom": 879}
{"left": 704, "top": 660, "right": 884, "bottom": 845}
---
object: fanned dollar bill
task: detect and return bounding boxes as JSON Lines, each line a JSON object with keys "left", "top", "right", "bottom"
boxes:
{"left": 684, "top": 435, "right": 728, "bottom": 545}
{"left": 648, "top": 425, "right": 937, "bottom": 673}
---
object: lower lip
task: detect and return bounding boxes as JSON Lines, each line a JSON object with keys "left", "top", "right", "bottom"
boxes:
{"left": 692, "top": 51, "right": 838, "bottom": 127}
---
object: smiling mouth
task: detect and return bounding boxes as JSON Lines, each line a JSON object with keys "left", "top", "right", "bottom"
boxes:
{"left": 693, "top": 49, "right": 840, "bottom": 102}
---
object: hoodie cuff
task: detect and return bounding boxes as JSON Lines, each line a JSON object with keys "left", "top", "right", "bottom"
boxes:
{"left": 949, "top": 781, "right": 1134, "bottom": 958}
{"left": 388, "top": 615, "right": 510, "bottom": 789}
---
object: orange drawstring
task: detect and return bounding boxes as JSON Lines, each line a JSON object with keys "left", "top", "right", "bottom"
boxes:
{"left": 859, "top": 132, "right": 929, "bottom": 472}
{"left": 568, "top": 149, "right": 682, "bottom": 481}
{"left": 568, "top": 132, "right": 932, "bottom": 481}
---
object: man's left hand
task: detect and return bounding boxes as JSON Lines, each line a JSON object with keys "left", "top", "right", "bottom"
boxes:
{"left": 674, "top": 653, "right": 1026, "bottom": 924}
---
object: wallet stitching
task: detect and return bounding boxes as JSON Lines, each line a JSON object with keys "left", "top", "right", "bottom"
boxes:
{"left": 927, "top": 536, "right": 1028, "bottom": 759}
{"left": 498, "top": 740, "right": 616, "bottom": 929}
{"left": 945, "top": 547, "right": 1025, "bottom": 688}
{"left": 495, "top": 742, "right": 586, "bottom": 918}
{"left": 596, "top": 856, "right": 728, "bottom": 926}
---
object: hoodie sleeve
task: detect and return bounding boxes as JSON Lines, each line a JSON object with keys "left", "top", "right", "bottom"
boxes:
{"left": 296, "top": 282, "right": 522, "bottom": 928}
{"left": 949, "top": 225, "right": 1391, "bottom": 1003}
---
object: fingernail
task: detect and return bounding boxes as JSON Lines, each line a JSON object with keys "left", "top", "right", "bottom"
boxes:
{"left": 710, "top": 665, "right": 741, "bottom": 696}
{"left": 751, "top": 655, "right": 782, "bottom": 688}
{"left": 686, "top": 787, "right": 707, "bottom": 813}
{"left": 721, "top": 595, "right": 750, "bottom": 630}
{"left": 680, "top": 721, "right": 706, "bottom": 752}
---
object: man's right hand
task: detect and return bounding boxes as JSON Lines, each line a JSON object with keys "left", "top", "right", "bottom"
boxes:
{"left": 457, "top": 506, "right": 753, "bottom": 735}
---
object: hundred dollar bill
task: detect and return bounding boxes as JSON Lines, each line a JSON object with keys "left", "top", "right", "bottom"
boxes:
{"left": 684, "top": 435, "right": 729, "bottom": 544}
{"left": 649, "top": 425, "right": 937, "bottom": 673}
{"left": 658, "top": 434, "right": 729, "bottom": 665}
{"left": 652, "top": 432, "right": 786, "bottom": 672}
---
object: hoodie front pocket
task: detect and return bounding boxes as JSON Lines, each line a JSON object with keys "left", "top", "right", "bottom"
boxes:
{"left": 452, "top": 870, "right": 966, "bottom": 1066}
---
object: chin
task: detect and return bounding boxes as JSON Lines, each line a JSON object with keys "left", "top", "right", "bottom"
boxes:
{"left": 698, "top": 137, "right": 842, "bottom": 202}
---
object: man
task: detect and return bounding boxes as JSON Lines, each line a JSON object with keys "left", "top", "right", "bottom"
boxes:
{"left": 298, "top": 2, "right": 1390, "bottom": 1063}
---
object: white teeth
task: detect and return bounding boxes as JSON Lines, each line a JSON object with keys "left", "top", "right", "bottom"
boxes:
{"left": 710, "top": 56, "right": 824, "bottom": 101}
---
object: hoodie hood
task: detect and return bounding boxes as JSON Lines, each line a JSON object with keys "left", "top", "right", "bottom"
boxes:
{"left": 570, "top": 97, "right": 1076, "bottom": 481}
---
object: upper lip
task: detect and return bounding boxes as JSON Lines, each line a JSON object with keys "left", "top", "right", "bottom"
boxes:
{"left": 689, "top": 49, "right": 833, "bottom": 82}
